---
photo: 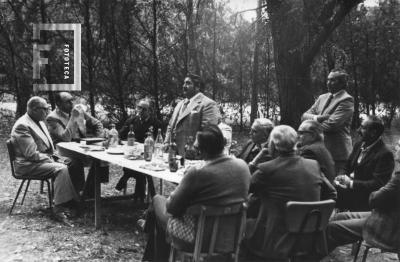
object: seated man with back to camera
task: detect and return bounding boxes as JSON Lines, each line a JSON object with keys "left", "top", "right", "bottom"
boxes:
{"left": 334, "top": 115, "right": 394, "bottom": 211}
{"left": 236, "top": 118, "right": 274, "bottom": 172}
{"left": 11, "top": 96, "right": 80, "bottom": 217}
{"left": 326, "top": 139, "right": 400, "bottom": 256}
{"left": 115, "top": 99, "right": 161, "bottom": 202}
{"left": 142, "top": 125, "right": 251, "bottom": 261}
{"left": 46, "top": 92, "right": 109, "bottom": 198}
{"left": 243, "top": 125, "right": 337, "bottom": 261}
{"left": 297, "top": 120, "right": 336, "bottom": 183}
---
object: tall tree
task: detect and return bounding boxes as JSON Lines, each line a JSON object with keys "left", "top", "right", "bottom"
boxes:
{"left": 265, "top": 0, "right": 363, "bottom": 127}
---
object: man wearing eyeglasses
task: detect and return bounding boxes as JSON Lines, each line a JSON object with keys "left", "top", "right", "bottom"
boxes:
{"left": 10, "top": 96, "right": 80, "bottom": 217}
{"left": 46, "top": 92, "right": 108, "bottom": 198}
{"left": 115, "top": 99, "right": 161, "bottom": 202}
{"left": 297, "top": 120, "right": 336, "bottom": 183}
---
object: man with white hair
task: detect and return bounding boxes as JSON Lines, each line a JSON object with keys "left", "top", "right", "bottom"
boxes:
{"left": 237, "top": 118, "right": 274, "bottom": 169}
{"left": 10, "top": 96, "right": 80, "bottom": 216}
{"left": 244, "top": 125, "right": 336, "bottom": 260}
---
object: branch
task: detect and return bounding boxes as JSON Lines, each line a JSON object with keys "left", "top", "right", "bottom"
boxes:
{"left": 304, "top": 0, "right": 363, "bottom": 67}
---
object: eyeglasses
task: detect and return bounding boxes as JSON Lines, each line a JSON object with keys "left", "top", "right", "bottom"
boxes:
{"left": 36, "top": 106, "right": 50, "bottom": 111}
{"left": 297, "top": 130, "right": 313, "bottom": 135}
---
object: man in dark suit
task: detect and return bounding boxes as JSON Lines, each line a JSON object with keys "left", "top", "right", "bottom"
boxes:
{"left": 164, "top": 74, "right": 220, "bottom": 155}
{"left": 302, "top": 70, "right": 354, "bottom": 174}
{"left": 297, "top": 120, "right": 336, "bottom": 183}
{"left": 334, "top": 115, "right": 394, "bottom": 211}
{"left": 327, "top": 139, "right": 400, "bottom": 253}
{"left": 237, "top": 118, "right": 274, "bottom": 171}
{"left": 244, "top": 125, "right": 337, "bottom": 261}
{"left": 115, "top": 99, "right": 161, "bottom": 201}
{"left": 11, "top": 96, "right": 79, "bottom": 214}
{"left": 46, "top": 92, "right": 108, "bottom": 198}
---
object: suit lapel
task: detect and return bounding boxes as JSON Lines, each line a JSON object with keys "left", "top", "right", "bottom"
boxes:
{"left": 358, "top": 140, "right": 383, "bottom": 166}
{"left": 176, "top": 93, "right": 203, "bottom": 125}
{"left": 324, "top": 90, "right": 351, "bottom": 115}
{"left": 26, "top": 114, "right": 52, "bottom": 149}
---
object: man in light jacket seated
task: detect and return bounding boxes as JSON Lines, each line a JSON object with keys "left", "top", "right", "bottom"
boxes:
{"left": 326, "top": 139, "right": 400, "bottom": 255}
{"left": 142, "top": 124, "right": 251, "bottom": 261}
{"left": 10, "top": 96, "right": 80, "bottom": 217}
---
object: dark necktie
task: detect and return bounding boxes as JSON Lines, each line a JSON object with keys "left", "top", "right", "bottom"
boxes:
{"left": 321, "top": 94, "right": 333, "bottom": 114}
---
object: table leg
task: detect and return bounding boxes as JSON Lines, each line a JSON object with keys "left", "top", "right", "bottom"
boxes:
{"left": 159, "top": 178, "right": 163, "bottom": 195}
{"left": 94, "top": 160, "right": 101, "bottom": 229}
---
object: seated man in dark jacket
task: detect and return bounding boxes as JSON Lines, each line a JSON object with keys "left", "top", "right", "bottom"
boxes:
{"left": 236, "top": 118, "right": 274, "bottom": 172}
{"left": 297, "top": 120, "right": 336, "bottom": 183}
{"left": 334, "top": 115, "right": 394, "bottom": 211}
{"left": 244, "top": 125, "right": 337, "bottom": 261}
{"left": 115, "top": 99, "right": 161, "bottom": 201}
{"left": 142, "top": 125, "right": 251, "bottom": 261}
{"left": 327, "top": 139, "right": 400, "bottom": 254}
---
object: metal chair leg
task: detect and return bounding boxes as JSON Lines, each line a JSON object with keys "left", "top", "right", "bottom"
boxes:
{"left": 9, "top": 180, "right": 26, "bottom": 215}
{"left": 40, "top": 180, "right": 44, "bottom": 194}
{"left": 352, "top": 241, "right": 362, "bottom": 262}
{"left": 20, "top": 180, "right": 31, "bottom": 205}
{"left": 45, "top": 180, "right": 53, "bottom": 210}
{"left": 361, "top": 246, "right": 370, "bottom": 262}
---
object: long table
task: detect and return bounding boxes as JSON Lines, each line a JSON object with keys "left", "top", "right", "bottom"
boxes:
{"left": 57, "top": 142, "right": 184, "bottom": 228}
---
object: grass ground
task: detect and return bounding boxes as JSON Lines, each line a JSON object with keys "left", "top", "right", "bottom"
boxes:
{"left": 0, "top": 117, "right": 399, "bottom": 261}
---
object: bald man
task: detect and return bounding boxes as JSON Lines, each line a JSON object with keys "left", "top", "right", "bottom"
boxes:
{"left": 10, "top": 96, "right": 79, "bottom": 211}
{"left": 116, "top": 99, "right": 161, "bottom": 202}
{"left": 302, "top": 70, "right": 354, "bottom": 174}
{"left": 46, "top": 92, "right": 108, "bottom": 198}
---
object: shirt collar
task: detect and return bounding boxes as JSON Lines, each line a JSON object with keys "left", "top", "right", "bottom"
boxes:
{"left": 332, "top": 89, "right": 346, "bottom": 98}
{"left": 361, "top": 137, "right": 381, "bottom": 152}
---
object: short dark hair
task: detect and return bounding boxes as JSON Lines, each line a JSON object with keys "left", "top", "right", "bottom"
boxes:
{"left": 54, "top": 92, "right": 62, "bottom": 105}
{"left": 366, "top": 115, "right": 385, "bottom": 137}
{"left": 186, "top": 73, "right": 203, "bottom": 91}
{"left": 196, "top": 124, "right": 225, "bottom": 157}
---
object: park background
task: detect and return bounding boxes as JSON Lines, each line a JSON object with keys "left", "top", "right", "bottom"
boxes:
{"left": 0, "top": 0, "right": 400, "bottom": 261}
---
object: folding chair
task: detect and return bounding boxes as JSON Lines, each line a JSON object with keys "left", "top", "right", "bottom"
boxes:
{"left": 7, "top": 139, "right": 54, "bottom": 215}
{"left": 169, "top": 202, "right": 247, "bottom": 262}
{"left": 283, "top": 199, "right": 336, "bottom": 261}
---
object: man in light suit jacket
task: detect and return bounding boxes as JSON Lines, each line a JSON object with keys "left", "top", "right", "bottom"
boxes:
{"left": 327, "top": 139, "right": 400, "bottom": 254}
{"left": 244, "top": 125, "right": 337, "bottom": 261}
{"left": 46, "top": 92, "right": 108, "bottom": 197}
{"left": 164, "top": 74, "right": 220, "bottom": 155}
{"left": 334, "top": 115, "right": 394, "bottom": 211}
{"left": 10, "top": 96, "right": 79, "bottom": 211}
{"left": 302, "top": 70, "right": 354, "bottom": 174}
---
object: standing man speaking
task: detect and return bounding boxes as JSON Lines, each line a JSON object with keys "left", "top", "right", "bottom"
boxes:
{"left": 165, "top": 73, "right": 220, "bottom": 155}
{"left": 302, "top": 70, "right": 354, "bottom": 174}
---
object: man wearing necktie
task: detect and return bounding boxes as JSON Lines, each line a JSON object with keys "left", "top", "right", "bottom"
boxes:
{"left": 302, "top": 70, "right": 354, "bottom": 175}
{"left": 10, "top": 97, "right": 79, "bottom": 214}
{"left": 46, "top": 92, "right": 108, "bottom": 198}
{"left": 165, "top": 73, "right": 220, "bottom": 155}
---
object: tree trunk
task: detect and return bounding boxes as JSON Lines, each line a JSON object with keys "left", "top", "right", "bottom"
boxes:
{"left": 250, "top": 0, "right": 262, "bottom": 123}
{"left": 152, "top": 0, "right": 160, "bottom": 118}
{"left": 84, "top": 0, "right": 96, "bottom": 117}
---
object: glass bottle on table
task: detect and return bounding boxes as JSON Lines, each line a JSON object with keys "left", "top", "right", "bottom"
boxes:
{"left": 144, "top": 126, "right": 155, "bottom": 161}
{"left": 125, "top": 124, "right": 135, "bottom": 156}
{"left": 153, "top": 128, "right": 164, "bottom": 162}
{"left": 168, "top": 132, "right": 178, "bottom": 172}
{"left": 108, "top": 123, "right": 119, "bottom": 148}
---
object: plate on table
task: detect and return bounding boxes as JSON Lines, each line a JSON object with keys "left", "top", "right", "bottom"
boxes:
{"left": 79, "top": 145, "right": 90, "bottom": 150}
{"left": 124, "top": 155, "right": 143, "bottom": 160}
{"left": 106, "top": 148, "right": 124, "bottom": 155}
{"left": 89, "top": 146, "right": 105, "bottom": 151}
